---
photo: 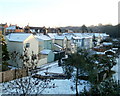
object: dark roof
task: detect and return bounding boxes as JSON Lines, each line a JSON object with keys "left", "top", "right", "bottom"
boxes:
{"left": 0, "top": 24, "right": 6, "bottom": 26}
{"left": 29, "top": 27, "right": 43, "bottom": 29}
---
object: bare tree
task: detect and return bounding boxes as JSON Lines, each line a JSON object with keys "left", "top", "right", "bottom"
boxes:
{"left": 2, "top": 47, "right": 54, "bottom": 95}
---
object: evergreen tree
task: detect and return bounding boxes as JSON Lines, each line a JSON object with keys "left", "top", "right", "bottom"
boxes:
{"left": 63, "top": 50, "right": 117, "bottom": 95}
{"left": 63, "top": 51, "right": 88, "bottom": 96}
{"left": 81, "top": 25, "right": 88, "bottom": 33}
{"left": 2, "top": 35, "right": 9, "bottom": 61}
{"left": 1, "top": 35, "right": 10, "bottom": 71}
{"left": 81, "top": 78, "right": 120, "bottom": 96}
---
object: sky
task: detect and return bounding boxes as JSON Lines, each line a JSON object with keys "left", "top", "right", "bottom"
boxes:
{"left": 0, "top": 0, "right": 119, "bottom": 27}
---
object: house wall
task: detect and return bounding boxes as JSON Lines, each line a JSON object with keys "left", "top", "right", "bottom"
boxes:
{"left": 84, "top": 38, "right": 93, "bottom": 49}
{"left": 44, "top": 40, "right": 52, "bottom": 50}
{"left": 7, "top": 41, "right": 23, "bottom": 53}
{"left": 38, "top": 40, "right": 44, "bottom": 52}
{"left": 63, "top": 37, "right": 67, "bottom": 49}
{"left": 47, "top": 51, "right": 55, "bottom": 63}
{"left": 24, "top": 35, "right": 39, "bottom": 55}
{"left": 39, "top": 51, "right": 54, "bottom": 63}
{"left": 55, "top": 38, "right": 67, "bottom": 49}
{"left": 55, "top": 39, "right": 63, "bottom": 47}
{"left": 67, "top": 40, "right": 71, "bottom": 49}
{"left": 7, "top": 41, "right": 24, "bottom": 67}
{"left": 90, "top": 38, "right": 93, "bottom": 48}
{"left": 53, "top": 45, "right": 61, "bottom": 51}
{"left": 38, "top": 40, "right": 52, "bottom": 52}
{"left": 37, "top": 58, "right": 47, "bottom": 66}
{"left": 6, "top": 35, "right": 39, "bottom": 67}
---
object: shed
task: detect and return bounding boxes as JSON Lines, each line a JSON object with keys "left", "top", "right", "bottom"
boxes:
{"left": 40, "top": 49, "right": 55, "bottom": 63}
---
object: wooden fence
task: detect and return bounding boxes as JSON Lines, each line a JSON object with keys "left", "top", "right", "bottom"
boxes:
{"left": 0, "top": 68, "right": 28, "bottom": 83}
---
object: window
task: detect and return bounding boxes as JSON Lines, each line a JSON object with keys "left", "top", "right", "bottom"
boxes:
{"left": 26, "top": 43, "right": 30, "bottom": 48}
{"left": 81, "top": 39, "right": 84, "bottom": 47}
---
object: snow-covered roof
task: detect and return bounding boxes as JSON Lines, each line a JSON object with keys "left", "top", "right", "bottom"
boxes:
{"left": 73, "top": 33, "right": 93, "bottom": 39}
{"left": 35, "top": 34, "right": 51, "bottom": 41}
{"left": 73, "top": 33, "right": 84, "bottom": 38}
{"left": 48, "top": 33, "right": 57, "bottom": 39}
{"left": 6, "top": 26, "right": 16, "bottom": 30}
{"left": 65, "top": 35, "right": 74, "bottom": 40}
{"left": 54, "top": 43, "right": 63, "bottom": 49}
{"left": 55, "top": 35, "right": 66, "bottom": 40}
{"left": 96, "top": 52, "right": 105, "bottom": 55}
{"left": 72, "top": 36, "right": 82, "bottom": 39}
{"left": 105, "top": 49, "right": 116, "bottom": 54}
{"left": 6, "top": 33, "right": 32, "bottom": 42}
{"left": 112, "top": 39, "right": 119, "bottom": 42}
{"left": 100, "top": 33, "right": 109, "bottom": 37}
{"left": 40, "top": 49, "right": 52, "bottom": 55}
{"left": 63, "top": 33, "right": 75, "bottom": 40}
{"left": 103, "top": 42, "right": 112, "bottom": 46}
{"left": 112, "top": 48, "right": 118, "bottom": 51}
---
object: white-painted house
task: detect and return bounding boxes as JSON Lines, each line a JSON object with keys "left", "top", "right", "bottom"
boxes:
{"left": 54, "top": 35, "right": 68, "bottom": 50}
{"left": 6, "top": 33, "right": 39, "bottom": 67}
{"left": 35, "top": 34, "right": 55, "bottom": 64}
{"left": 35, "top": 34, "right": 52, "bottom": 51}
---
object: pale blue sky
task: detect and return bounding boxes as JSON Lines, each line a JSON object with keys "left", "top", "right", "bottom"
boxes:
{"left": 0, "top": 0, "right": 119, "bottom": 27}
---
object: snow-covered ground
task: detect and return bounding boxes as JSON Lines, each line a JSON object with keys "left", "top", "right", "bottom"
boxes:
{"left": 112, "top": 55, "right": 120, "bottom": 81}
{"left": 1, "top": 61, "right": 90, "bottom": 95}
{"left": 37, "top": 61, "right": 89, "bottom": 94}
{"left": 1, "top": 55, "right": 119, "bottom": 95}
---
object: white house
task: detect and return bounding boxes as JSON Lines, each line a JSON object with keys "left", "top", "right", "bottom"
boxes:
{"left": 6, "top": 33, "right": 39, "bottom": 67}
{"left": 54, "top": 35, "right": 68, "bottom": 50}
{"left": 83, "top": 34, "right": 93, "bottom": 49}
{"left": 35, "top": 34, "right": 55, "bottom": 64}
{"left": 35, "top": 34, "right": 52, "bottom": 51}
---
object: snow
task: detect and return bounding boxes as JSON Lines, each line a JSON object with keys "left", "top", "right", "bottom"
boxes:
{"left": 35, "top": 34, "right": 51, "bottom": 41}
{"left": 36, "top": 62, "right": 90, "bottom": 94}
{"left": 6, "top": 26, "right": 16, "bottom": 30}
{"left": 63, "top": 33, "right": 74, "bottom": 40}
{"left": 55, "top": 35, "right": 66, "bottom": 40}
{"left": 100, "top": 33, "right": 109, "bottom": 37}
{"left": 104, "top": 49, "right": 116, "bottom": 54}
{"left": 72, "top": 36, "right": 82, "bottom": 40}
{"left": 6, "top": 33, "right": 32, "bottom": 42}
{"left": 112, "top": 48, "right": 118, "bottom": 51}
{"left": 54, "top": 43, "right": 63, "bottom": 49}
{"left": 96, "top": 52, "right": 105, "bottom": 55}
{"left": 42, "top": 79, "right": 88, "bottom": 94}
{"left": 103, "top": 42, "right": 112, "bottom": 46}
{"left": 8, "top": 66, "right": 17, "bottom": 70}
{"left": 48, "top": 33, "right": 57, "bottom": 39}
{"left": 112, "top": 57, "right": 120, "bottom": 81}
{"left": 1, "top": 61, "right": 90, "bottom": 94}
{"left": 40, "top": 49, "right": 52, "bottom": 55}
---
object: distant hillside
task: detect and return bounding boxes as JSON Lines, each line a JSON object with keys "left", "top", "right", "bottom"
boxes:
{"left": 89, "top": 24, "right": 120, "bottom": 38}
{"left": 59, "top": 24, "right": 120, "bottom": 38}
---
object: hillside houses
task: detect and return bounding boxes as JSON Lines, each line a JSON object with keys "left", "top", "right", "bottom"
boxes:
{"left": 6, "top": 25, "right": 24, "bottom": 35}
{"left": 5, "top": 31, "right": 110, "bottom": 68}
